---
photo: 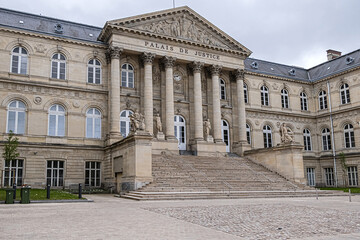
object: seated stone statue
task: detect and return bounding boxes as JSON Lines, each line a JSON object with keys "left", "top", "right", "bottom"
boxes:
{"left": 280, "top": 123, "right": 294, "bottom": 143}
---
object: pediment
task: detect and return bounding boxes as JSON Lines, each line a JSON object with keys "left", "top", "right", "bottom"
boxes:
{"left": 100, "top": 6, "right": 251, "bottom": 56}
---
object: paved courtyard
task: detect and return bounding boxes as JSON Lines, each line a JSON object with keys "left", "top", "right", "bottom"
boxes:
{"left": 0, "top": 194, "right": 360, "bottom": 240}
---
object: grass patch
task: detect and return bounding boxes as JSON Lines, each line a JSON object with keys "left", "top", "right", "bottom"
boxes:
{"left": 319, "top": 187, "right": 360, "bottom": 193}
{"left": 0, "top": 188, "right": 84, "bottom": 201}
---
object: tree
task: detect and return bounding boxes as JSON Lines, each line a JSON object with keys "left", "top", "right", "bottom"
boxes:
{"left": 2, "top": 131, "right": 19, "bottom": 187}
{"left": 339, "top": 152, "right": 348, "bottom": 187}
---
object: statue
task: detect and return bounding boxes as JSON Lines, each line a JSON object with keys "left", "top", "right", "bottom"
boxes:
{"left": 129, "top": 111, "right": 145, "bottom": 133}
{"left": 203, "top": 119, "right": 212, "bottom": 139}
{"left": 280, "top": 123, "right": 294, "bottom": 143}
{"left": 155, "top": 114, "right": 162, "bottom": 133}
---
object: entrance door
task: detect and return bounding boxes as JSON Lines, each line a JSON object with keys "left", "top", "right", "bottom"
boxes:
{"left": 174, "top": 115, "right": 186, "bottom": 150}
{"left": 222, "top": 120, "right": 230, "bottom": 152}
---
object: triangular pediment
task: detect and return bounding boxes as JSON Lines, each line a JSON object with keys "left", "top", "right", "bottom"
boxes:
{"left": 100, "top": 6, "right": 251, "bottom": 56}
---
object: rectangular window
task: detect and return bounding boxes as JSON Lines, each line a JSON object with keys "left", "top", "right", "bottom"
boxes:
{"left": 324, "top": 168, "right": 334, "bottom": 186}
{"left": 46, "top": 160, "right": 64, "bottom": 187}
{"left": 306, "top": 168, "right": 315, "bottom": 186}
{"left": 85, "top": 162, "right": 101, "bottom": 187}
{"left": 348, "top": 166, "right": 358, "bottom": 186}
{"left": 4, "top": 159, "right": 24, "bottom": 186}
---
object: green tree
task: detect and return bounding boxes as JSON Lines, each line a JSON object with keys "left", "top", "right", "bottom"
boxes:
{"left": 339, "top": 152, "right": 348, "bottom": 187}
{"left": 2, "top": 131, "right": 19, "bottom": 187}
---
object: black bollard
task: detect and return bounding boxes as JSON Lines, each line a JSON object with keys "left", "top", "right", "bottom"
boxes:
{"left": 78, "top": 183, "right": 82, "bottom": 199}
{"left": 13, "top": 184, "right": 17, "bottom": 199}
{"left": 46, "top": 184, "right": 51, "bottom": 199}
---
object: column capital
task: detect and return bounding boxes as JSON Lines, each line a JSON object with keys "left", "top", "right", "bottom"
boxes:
{"left": 142, "top": 52, "right": 156, "bottom": 65}
{"left": 210, "top": 64, "right": 222, "bottom": 76}
{"left": 234, "top": 69, "right": 245, "bottom": 80}
{"left": 191, "top": 61, "right": 204, "bottom": 73}
{"left": 162, "top": 56, "right": 176, "bottom": 68}
{"left": 107, "top": 46, "right": 123, "bottom": 59}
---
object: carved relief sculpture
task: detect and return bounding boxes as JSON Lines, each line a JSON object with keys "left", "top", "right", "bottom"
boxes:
{"left": 136, "top": 15, "right": 228, "bottom": 49}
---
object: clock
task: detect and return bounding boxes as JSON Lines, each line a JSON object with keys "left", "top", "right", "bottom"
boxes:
{"left": 173, "top": 74, "right": 182, "bottom": 81}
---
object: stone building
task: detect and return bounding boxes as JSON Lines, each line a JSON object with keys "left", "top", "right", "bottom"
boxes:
{"left": 0, "top": 6, "right": 358, "bottom": 190}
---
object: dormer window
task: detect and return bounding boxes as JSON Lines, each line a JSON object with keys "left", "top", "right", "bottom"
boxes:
{"left": 54, "top": 23, "right": 63, "bottom": 34}
{"left": 288, "top": 68, "right": 296, "bottom": 76}
{"left": 346, "top": 56, "right": 354, "bottom": 65}
{"left": 251, "top": 61, "right": 258, "bottom": 69}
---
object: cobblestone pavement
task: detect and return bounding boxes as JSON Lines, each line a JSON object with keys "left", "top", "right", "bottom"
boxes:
{"left": 0, "top": 194, "right": 360, "bottom": 240}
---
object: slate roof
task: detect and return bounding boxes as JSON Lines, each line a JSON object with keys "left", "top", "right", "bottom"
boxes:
{"left": 0, "top": 7, "right": 359, "bottom": 82}
{"left": 0, "top": 7, "right": 103, "bottom": 45}
{"left": 245, "top": 49, "right": 360, "bottom": 82}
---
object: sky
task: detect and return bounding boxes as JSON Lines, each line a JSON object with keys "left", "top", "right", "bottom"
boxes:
{"left": 1, "top": 0, "right": 359, "bottom": 68}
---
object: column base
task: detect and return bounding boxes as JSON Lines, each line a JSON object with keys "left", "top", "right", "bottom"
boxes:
{"left": 233, "top": 141, "right": 251, "bottom": 156}
{"left": 156, "top": 132, "right": 165, "bottom": 140}
{"left": 190, "top": 139, "right": 226, "bottom": 157}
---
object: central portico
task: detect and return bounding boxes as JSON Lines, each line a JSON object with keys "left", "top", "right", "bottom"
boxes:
{"left": 100, "top": 6, "right": 251, "bottom": 157}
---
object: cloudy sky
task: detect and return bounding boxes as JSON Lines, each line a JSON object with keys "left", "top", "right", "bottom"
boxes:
{"left": 1, "top": 0, "right": 359, "bottom": 68}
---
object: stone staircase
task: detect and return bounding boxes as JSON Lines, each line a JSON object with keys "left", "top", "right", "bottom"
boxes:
{"left": 121, "top": 153, "right": 344, "bottom": 200}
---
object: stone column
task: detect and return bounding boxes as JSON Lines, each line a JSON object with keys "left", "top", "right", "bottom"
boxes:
{"left": 162, "top": 56, "right": 176, "bottom": 139}
{"left": 235, "top": 69, "right": 247, "bottom": 144}
{"left": 142, "top": 52, "right": 155, "bottom": 135}
{"left": 210, "top": 65, "right": 222, "bottom": 142}
{"left": 192, "top": 61, "right": 204, "bottom": 140}
{"left": 108, "top": 46, "right": 122, "bottom": 136}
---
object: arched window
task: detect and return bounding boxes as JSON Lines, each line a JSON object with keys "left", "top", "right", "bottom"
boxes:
{"left": 340, "top": 83, "right": 350, "bottom": 105}
{"left": 263, "top": 125, "right": 272, "bottom": 148}
{"left": 121, "top": 64, "right": 134, "bottom": 88}
{"left": 120, "top": 110, "right": 133, "bottom": 137}
{"left": 246, "top": 123, "right": 251, "bottom": 144}
{"left": 11, "top": 46, "right": 28, "bottom": 74}
{"left": 281, "top": 89, "right": 289, "bottom": 108}
{"left": 260, "top": 85, "right": 269, "bottom": 106}
{"left": 221, "top": 120, "right": 230, "bottom": 152}
{"left": 300, "top": 92, "right": 308, "bottom": 111}
{"left": 322, "top": 128, "right": 331, "bottom": 151}
{"left": 220, "top": 79, "right": 226, "bottom": 100}
{"left": 243, "top": 83, "right": 248, "bottom": 103}
{"left": 7, "top": 100, "right": 26, "bottom": 134}
{"left": 86, "top": 108, "right": 101, "bottom": 139}
{"left": 48, "top": 104, "right": 65, "bottom": 136}
{"left": 51, "top": 53, "right": 66, "bottom": 80}
{"left": 303, "top": 129, "right": 312, "bottom": 151}
{"left": 87, "top": 59, "right": 101, "bottom": 84}
{"left": 344, "top": 124, "right": 355, "bottom": 148}
{"left": 319, "top": 90, "right": 327, "bottom": 110}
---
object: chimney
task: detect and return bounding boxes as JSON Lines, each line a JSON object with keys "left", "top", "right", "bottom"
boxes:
{"left": 327, "top": 49, "right": 342, "bottom": 61}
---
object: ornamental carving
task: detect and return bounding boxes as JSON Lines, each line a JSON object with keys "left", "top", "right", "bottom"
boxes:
{"left": 234, "top": 69, "right": 245, "bottom": 80}
{"left": 210, "top": 65, "right": 222, "bottom": 76}
{"left": 162, "top": 56, "right": 176, "bottom": 68}
{"left": 34, "top": 44, "right": 47, "bottom": 53}
{"left": 135, "top": 15, "right": 228, "bottom": 49}
{"left": 191, "top": 61, "right": 204, "bottom": 73}
{"left": 141, "top": 52, "right": 155, "bottom": 64}
{"left": 34, "top": 96, "right": 42, "bottom": 104}
{"left": 152, "top": 65, "right": 161, "bottom": 87}
{"left": 107, "top": 46, "right": 122, "bottom": 59}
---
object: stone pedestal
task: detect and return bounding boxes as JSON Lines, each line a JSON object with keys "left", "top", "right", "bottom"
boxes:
{"left": 244, "top": 142, "right": 306, "bottom": 185}
{"left": 151, "top": 138, "right": 179, "bottom": 155}
{"left": 205, "top": 135, "right": 214, "bottom": 143}
{"left": 110, "top": 132, "right": 153, "bottom": 193}
{"left": 190, "top": 140, "right": 226, "bottom": 157}
{"left": 156, "top": 131, "right": 165, "bottom": 140}
{"left": 233, "top": 141, "right": 251, "bottom": 157}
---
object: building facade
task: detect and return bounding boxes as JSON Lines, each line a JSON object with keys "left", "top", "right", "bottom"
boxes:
{"left": 0, "top": 6, "right": 359, "bottom": 189}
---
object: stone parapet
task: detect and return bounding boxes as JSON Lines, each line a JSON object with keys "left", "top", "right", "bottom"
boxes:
{"left": 244, "top": 143, "right": 306, "bottom": 185}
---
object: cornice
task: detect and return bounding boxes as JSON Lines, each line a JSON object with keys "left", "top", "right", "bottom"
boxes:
{"left": 0, "top": 77, "right": 108, "bottom": 95}
{"left": 0, "top": 26, "right": 107, "bottom": 49}
{"left": 246, "top": 108, "right": 316, "bottom": 120}
{"left": 244, "top": 71, "right": 312, "bottom": 85}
